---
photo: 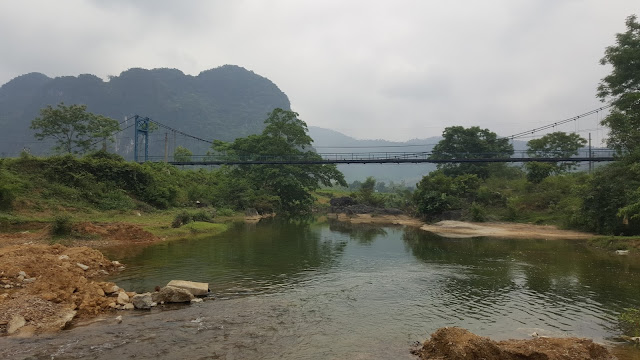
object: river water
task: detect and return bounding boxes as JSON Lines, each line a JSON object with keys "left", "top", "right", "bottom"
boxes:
{"left": 2, "top": 219, "right": 640, "bottom": 359}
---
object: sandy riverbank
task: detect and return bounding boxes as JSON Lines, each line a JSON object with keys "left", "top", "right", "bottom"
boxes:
{"left": 330, "top": 213, "right": 594, "bottom": 240}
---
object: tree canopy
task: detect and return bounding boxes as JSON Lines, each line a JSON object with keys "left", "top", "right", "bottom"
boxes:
{"left": 597, "top": 14, "right": 640, "bottom": 153}
{"left": 30, "top": 103, "right": 120, "bottom": 155}
{"left": 212, "top": 108, "right": 346, "bottom": 215}
{"left": 524, "top": 132, "right": 587, "bottom": 183}
{"left": 429, "top": 126, "right": 514, "bottom": 179}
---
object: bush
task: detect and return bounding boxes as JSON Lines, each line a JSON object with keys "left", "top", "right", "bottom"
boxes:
{"left": 51, "top": 214, "right": 73, "bottom": 236}
{"left": 469, "top": 202, "right": 486, "bottom": 222}
{"left": 619, "top": 308, "right": 640, "bottom": 337}
{"left": 0, "top": 185, "right": 15, "bottom": 211}
{"left": 217, "top": 208, "right": 234, "bottom": 217}
{"left": 191, "top": 210, "right": 214, "bottom": 222}
{"left": 171, "top": 211, "right": 192, "bottom": 228}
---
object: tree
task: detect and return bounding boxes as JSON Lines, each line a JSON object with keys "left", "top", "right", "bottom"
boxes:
{"left": 524, "top": 132, "right": 587, "bottom": 183}
{"left": 597, "top": 15, "right": 640, "bottom": 153}
{"left": 30, "top": 103, "right": 120, "bottom": 154}
{"left": 413, "top": 171, "right": 480, "bottom": 219}
{"left": 174, "top": 146, "right": 193, "bottom": 162}
{"left": 429, "top": 126, "right": 514, "bottom": 179}
{"left": 213, "top": 108, "right": 346, "bottom": 215}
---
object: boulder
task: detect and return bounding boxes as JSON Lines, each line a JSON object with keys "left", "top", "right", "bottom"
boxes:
{"left": 132, "top": 293, "right": 154, "bottom": 309}
{"left": 152, "top": 286, "right": 194, "bottom": 303}
{"left": 167, "top": 280, "right": 209, "bottom": 296}
{"left": 116, "top": 291, "right": 130, "bottom": 305}
{"left": 123, "top": 303, "right": 135, "bottom": 310}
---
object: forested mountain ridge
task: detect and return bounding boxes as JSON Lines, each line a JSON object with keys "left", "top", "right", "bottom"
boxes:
{"left": 0, "top": 65, "right": 290, "bottom": 156}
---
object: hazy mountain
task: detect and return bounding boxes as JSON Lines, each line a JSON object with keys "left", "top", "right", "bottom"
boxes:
{"left": 0, "top": 65, "right": 290, "bottom": 157}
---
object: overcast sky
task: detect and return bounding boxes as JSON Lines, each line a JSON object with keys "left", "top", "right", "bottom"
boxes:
{"left": 0, "top": 1, "right": 636, "bottom": 144}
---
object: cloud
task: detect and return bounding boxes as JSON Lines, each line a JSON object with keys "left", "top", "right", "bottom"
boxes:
{"left": 0, "top": 0, "right": 636, "bottom": 144}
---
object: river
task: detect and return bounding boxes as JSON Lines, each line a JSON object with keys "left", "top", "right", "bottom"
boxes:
{"left": 2, "top": 219, "right": 640, "bottom": 359}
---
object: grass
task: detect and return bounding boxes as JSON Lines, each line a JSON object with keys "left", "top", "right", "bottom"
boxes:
{"left": 588, "top": 236, "right": 640, "bottom": 252}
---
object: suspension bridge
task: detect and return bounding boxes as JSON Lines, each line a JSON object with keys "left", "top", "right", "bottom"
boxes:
{"left": 125, "top": 105, "right": 617, "bottom": 166}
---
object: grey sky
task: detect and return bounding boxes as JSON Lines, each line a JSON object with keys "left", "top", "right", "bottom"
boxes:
{"left": 0, "top": 1, "right": 637, "bottom": 144}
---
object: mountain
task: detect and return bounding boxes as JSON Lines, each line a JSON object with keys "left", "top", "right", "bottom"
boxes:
{"left": 308, "top": 126, "right": 441, "bottom": 185}
{"left": 0, "top": 65, "right": 290, "bottom": 157}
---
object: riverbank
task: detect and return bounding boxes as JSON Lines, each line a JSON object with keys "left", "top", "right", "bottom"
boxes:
{"left": 330, "top": 213, "right": 595, "bottom": 240}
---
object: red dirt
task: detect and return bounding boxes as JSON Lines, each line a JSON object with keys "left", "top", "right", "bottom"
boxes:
{"left": 412, "top": 327, "right": 616, "bottom": 360}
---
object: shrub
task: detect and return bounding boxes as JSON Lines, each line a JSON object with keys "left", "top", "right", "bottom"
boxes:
{"left": 171, "top": 211, "right": 192, "bottom": 228}
{"left": 51, "top": 214, "right": 73, "bottom": 236}
{"left": 217, "top": 208, "right": 234, "bottom": 217}
{"left": 191, "top": 210, "right": 214, "bottom": 222}
{"left": 469, "top": 202, "right": 486, "bottom": 222}
{"left": 619, "top": 308, "right": 640, "bottom": 337}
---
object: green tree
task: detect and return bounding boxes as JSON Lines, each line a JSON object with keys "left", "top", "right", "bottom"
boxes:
{"left": 597, "top": 14, "right": 640, "bottom": 153}
{"left": 174, "top": 146, "right": 193, "bottom": 162}
{"left": 413, "top": 171, "right": 480, "bottom": 219}
{"left": 30, "top": 103, "right": 120, "bottom": 154}
{"left": 213, "top": 108, "right": 346, "bottom": 215}
{"left": 524, "top": 132, "right": 587, "bottom": 183}
{"left": 429, "top": 126, "right": 514, "bottom": 179}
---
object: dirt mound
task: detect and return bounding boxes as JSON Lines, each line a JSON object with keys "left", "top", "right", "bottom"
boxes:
{"left": 74, "top": 222, "right": 158, "bottom": 243}
{"left": 412, "top": 327, "right": 615, "bottom": 360}
{"left": 0, "top": 244, "right": 126, "bottom": 334}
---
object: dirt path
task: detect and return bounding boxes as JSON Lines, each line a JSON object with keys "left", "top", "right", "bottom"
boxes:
{"left": 331, "top": 214, "right": 594, "bottom": 240}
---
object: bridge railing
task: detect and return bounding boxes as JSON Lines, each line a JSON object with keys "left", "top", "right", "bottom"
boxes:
{"left": 147, "top": 148, "right": 618, "bottom": 164}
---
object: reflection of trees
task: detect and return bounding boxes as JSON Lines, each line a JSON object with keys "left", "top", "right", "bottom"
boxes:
{"left": 108, "top": 219, "right": 346, "bottom": 293}
{"left": 401, "top": 227, "right": 640, "bottom": 312}
{"left": 327, "top": 219, "right": 388, "bottom": 244}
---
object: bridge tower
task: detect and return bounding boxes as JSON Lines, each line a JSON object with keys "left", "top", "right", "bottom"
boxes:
{"left": 134, "top": 115, "right": 150, "bottom": 162}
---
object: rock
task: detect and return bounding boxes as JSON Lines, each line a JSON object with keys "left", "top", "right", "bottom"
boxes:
{"left": 116, "top": 291, "right": 130, "bottom": 305}
{"left": 112, "top": 261, "right": 121, "bottom": 266}
{"left": 52, "top": 309, "right": 76, "bottom": 330}
{"left": 101, "top": 284, "right": 120, "bottom": 294}
{"left": 123, "top": 303, "right": 135, "bottom": 310}
{"left": 191, "top": 298, "right": 203, "bottom": 303}
{"left": 17, "top": 275, "right": 24, "bottom": 282}
{"left": 7, "top": 315, "right": 26, "bottom": 335}
{"left": 96, "top": 287, "right": 105, "bottom": 297}
{"left": 58, "top": 255, "right": 70, "bottom": 261}
{"left": 116, "top": 315, "right": 122, "bottom": 323}
{"left": 330, "top": 196, "right": 357, "bottom": 207}
{"left": 76, "top": 263, "right": 89, "bottom": 271}
{"left": 4, "top": 284, "right": 12, "bottom": 289}
{"left": 132, "top": 293, "right": 154, "bottom": 309}
{"left": 616, "top": 250, "right": 630, "bottom": 255}
{"left": 22, "top": 277, "right": 36, "bottom": 284}
{"left": 108, "top": 302, "right": 117, "bottom": 309}
{"left": 98, "top": 270, "right": 109, "bottom": 275}
{"left": 152, "top": 286, "right": 194, "bottom": 303}
{"left": 18, "top": 271, "right": 27, "bottom": 278}
{"left": 167, "top": 280, "right": 209, "bottom": 296}
{"left": 151, "top": 302, "right": 157, "bottom": 307}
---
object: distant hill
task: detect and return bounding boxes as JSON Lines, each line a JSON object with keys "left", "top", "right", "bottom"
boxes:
{"left": 0, "top": 65, "right": 290, "bottom": 157}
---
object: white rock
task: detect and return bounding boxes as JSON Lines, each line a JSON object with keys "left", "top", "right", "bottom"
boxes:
{"left": 7, "top": 315, "right": 26, "bottom": 335}
{"left": 167, "top": 280, "right": 210, "bottom": 296}
{"left": 616, "top": 250, "right": 630, "bottom": 255}
{"left": 112, "top": 261, "right": 121, "bottom": 266}
{"left": 190, "top": 298, "right": 203, "bottom": 303}
{"left": 108, "top": 285, "right": 120, "bottom": 294}
{"left": 151, "top": 302, "right": 157, "bottom": 307}
{"left": 76, "top": 263, "right": 89, "bottom": 271}
{"left": 58, "top": 255, "right": 70, "bottom": 261}
{"left": 123, "top": 303, "right": 135, "bottom": 310}
{"left": 18, "top": 271, "right": 27, "bottom": 278}
{"left": 22, "top": 278, "right": 36, "bottom": 284}
{"left": 98, "top": 270, "right": 109, "bottom": 275}
{"left": 116, "top": 292, "right": 130, "bottom": 305}
{"left": 17, "top": 275, "right": 24, "bottom": 282}
{"left": 132, "top": 293, "right": 154, "bottom": 309}
{"left": 116, "top": 315, "right": 123, "bottom": 323}
{"left": 4, "top": 284, "right": 12, "bottom": 289}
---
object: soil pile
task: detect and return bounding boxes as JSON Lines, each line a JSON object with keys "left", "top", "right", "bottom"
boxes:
{"left": 0, "top": 244, "right": 125, "bottom": 334}
{"left": 412, "top": 327, "right": 615, "bottom": 360}
{"left": 74, "top": 222, "right": 159, "bottom": 243}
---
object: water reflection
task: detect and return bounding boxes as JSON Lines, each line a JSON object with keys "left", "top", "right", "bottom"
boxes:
{"left": 106, "top": 219, "right": 347, "bottom": 295}
{"left": 327, "top": 219, "right": 389, "bottom": 244}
